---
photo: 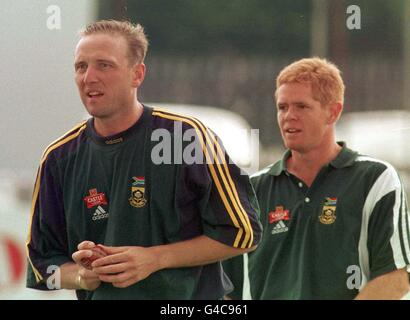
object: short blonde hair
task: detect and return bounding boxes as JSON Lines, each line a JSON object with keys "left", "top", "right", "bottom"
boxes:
{"left": 275, "top": 57, "right": 345, "bottom": 105}
{"left": 80, "top": 20, "right": 149, "bottom": 65}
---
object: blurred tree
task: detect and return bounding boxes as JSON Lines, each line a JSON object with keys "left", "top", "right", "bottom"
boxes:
{"left": 98, "top": 0, "right": 404, "bottom": 59}
{"left": 346, "top": 0, "right": 403, "bottom": 59}
{"left": 99, "top": 0, "right": 311, "bottom": 57}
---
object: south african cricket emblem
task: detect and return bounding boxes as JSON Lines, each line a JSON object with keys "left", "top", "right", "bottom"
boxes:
{"left": 319, "top": 197, "right": 337, "bottom": 224}
{"left": 129, "top": 176, "right": 147, "bottom": 208}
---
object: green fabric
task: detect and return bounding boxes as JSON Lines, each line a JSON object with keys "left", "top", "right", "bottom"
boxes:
{"left": 224, "top": 142, "right": 410, "bottom": 299}
{"left": 26, "top": 106, "right": 262, "bottom": 299}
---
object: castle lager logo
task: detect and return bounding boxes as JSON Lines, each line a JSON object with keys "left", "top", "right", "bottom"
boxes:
{"left": 83, "top": 189, "right": 108, "bottom": 209}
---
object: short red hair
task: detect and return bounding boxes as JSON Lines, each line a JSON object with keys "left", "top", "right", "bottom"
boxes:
{"left": 275, "top": 57, "right": 345, "bottom": 105}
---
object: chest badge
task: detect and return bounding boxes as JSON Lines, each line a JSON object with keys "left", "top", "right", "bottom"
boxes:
{"left": 268, "top": 206, "right": 290, "bottom": 235}
{"left": 83, "top": 188, "right": 108, "bottom": 209}
{"left": 268, "top": 206, "right": 290, "bottom": 224}
{"left": 319, "top": 197, "right": 337, "bottom": 224}
{"left": 129, "top": 176, "right": 147, "bottom": 208}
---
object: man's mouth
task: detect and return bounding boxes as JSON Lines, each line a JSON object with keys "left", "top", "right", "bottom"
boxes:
{"left": 285, "top": 128, "right": 301, "bottom": 134}
{"left": 87, "top": 91, "right": 104, "bottom": 99}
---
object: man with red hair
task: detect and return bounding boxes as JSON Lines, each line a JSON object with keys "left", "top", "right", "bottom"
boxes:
{"left": 225, "top": 57, "right": 410, "bottom": 300}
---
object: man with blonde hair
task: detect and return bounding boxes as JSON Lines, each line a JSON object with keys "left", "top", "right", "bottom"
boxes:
{"left": 26, "top": 20, "right": 262, "bottom": 300}
{"left": 224, "top": 57, "right": 410, "bottom": 299}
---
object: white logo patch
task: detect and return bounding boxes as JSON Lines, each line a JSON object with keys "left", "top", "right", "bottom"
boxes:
{"left": 271, "top": 220, "right": 289, "bottom": 235}
{"left": 92, "top": 206, "right": 109, "bottom": 221}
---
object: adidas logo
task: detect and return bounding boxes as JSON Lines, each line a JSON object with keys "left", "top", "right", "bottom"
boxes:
{"left": 271, "top": 220, "right": 288, "bottom": 235}
{"left": 92, "top": 206, "right": 109, "bottom": 221}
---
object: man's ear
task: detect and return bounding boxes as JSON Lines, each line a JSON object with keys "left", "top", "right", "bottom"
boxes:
{"left": 327, "top": 102, "right": 343, "bottom": 124}
{"left": 131, "top": 63, "right": 146, "bottom": 88}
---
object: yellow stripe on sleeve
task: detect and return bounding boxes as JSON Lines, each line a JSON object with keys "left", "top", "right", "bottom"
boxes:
{"left": 26, "top": 123, "right": 87, "bottom": 282}
{"left": 153, "top": 109, "right": 253, "bottom": 248}
{"left": 181, "top": 114, "right": 253, "bottom": 248}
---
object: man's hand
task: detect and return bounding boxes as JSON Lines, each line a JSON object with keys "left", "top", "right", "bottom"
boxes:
{"left": 91, "top": 236, "right": 256, "bottom": 289}
{"left": 71, "top": 241, "right": 103, "bottom": 291}
{"left": 91, "top": 245, "right": 161, "bottom": 288}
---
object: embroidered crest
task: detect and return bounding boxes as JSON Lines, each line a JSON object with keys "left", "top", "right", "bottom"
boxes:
{"left": 129, "top": 176, "right": 147, "bottom": 208}
{"left": 83, "top": 188, "right": 108, "bottom": 209}
{"left": 319, "top": 197, "right": 337, "bottom": 224}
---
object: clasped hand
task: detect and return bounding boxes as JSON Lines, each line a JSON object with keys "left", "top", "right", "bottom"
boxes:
{"left": 72, "top": 241, "right": 161, "bottom": 289}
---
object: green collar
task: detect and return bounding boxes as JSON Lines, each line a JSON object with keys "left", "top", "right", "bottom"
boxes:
{"left": 268, "top": 142, "right": 359, "bottom": 176}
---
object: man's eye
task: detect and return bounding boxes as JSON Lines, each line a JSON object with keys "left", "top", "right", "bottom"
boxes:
{"left": 100, "top": 63, "right": 110, "bottom": 69}
{"left": 75, "top": 64, "right": 86, "bottom": 72}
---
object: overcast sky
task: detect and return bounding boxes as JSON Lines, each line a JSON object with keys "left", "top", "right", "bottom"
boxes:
{"left": 0, "top": 1, "right": 96, "bottom": 180}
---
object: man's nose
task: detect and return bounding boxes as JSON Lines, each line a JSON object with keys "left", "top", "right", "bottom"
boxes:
{"left": 83, "top": 66, "right": 98, "bottom": 84}
{"left": 284, "top": 107, "right": 298, "bottom": 121}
